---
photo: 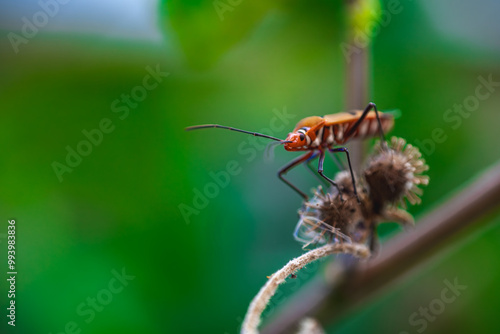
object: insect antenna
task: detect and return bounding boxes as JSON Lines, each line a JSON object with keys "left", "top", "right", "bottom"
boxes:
{"left": 185, "top": 124, "right": 284, "bottom": 142}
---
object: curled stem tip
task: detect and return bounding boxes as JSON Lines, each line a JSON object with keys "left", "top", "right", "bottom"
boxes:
{"left": 241, "top": 243, "right": 369, "bottom": 334}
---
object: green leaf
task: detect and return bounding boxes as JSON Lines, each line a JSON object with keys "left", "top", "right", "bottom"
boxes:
{"left": 160, "top": 0, "right": 277, "bottom": 69}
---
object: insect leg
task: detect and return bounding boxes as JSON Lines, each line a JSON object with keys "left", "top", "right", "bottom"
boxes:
{"left": 317, "top": 149, "right": 344, "bottom": 200}
{"left": 345, "top": 102, "right": 387, "bottom": 147}
{"left": 304, "top": 151, "right": 330, "bottom": 187}
{"left": 278, "top": 151, "right": 315, "bottom": 199}
{"left": 329, "top": 147, "right": 360, "bottom": 203}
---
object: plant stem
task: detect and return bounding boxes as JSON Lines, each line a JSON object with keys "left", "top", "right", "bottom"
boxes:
{"left": 241, "top": 243, "right": 370, "bottom": 334}
{"left": 345, "top": 0, "right": 372, "bottom": 170}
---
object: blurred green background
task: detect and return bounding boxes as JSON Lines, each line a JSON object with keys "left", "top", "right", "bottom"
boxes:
{"left": 1, "top": 0, "right": 500, "bottom": 333}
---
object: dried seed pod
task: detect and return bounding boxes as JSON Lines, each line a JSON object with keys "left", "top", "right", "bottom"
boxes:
{"left": 294, "top": 137, "right": 429, "bottom": 253}
{"left": 364, "top": 137, "right": 429, "bottom": 212}
{"left": 294, "top": 172, "right": 371, "bottom": 247}
{"left": 294, "top": 187, "right": 352, "bottom": 248}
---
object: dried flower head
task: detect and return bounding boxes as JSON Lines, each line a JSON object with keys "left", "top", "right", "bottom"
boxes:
{"left": 295, "top": 137, "right": 429, "bottom": 251}
{"left": 364, "top": 137, "right": 429, "bottom": 211}
{"left": 294, "top": 172, "right": 372, "bottom": 247}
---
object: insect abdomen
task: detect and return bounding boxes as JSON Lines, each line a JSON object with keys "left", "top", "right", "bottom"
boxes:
{"left": 330, "top": 115, "right": 394, "bottom": 145}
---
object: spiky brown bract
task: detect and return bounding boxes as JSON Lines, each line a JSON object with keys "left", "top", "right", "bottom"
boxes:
{"left": 318, "top": 171, "right": 372, "bottom": 243}
{"left": 295, "top": 172, "right": 373, "bottom": 247}
{"left": 365, "top": 137, "right": 429, "bottom": 211}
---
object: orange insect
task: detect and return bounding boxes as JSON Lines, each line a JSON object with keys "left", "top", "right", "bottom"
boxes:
{"left": 186, "top": 103, "right": 394, "bottom": 200}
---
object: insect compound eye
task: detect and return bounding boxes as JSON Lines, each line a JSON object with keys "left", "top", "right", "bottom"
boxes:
{"left": 299, "top": 133, "right": 305, "bottom": 141}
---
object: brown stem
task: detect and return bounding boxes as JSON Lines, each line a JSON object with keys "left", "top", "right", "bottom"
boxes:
{"left": 345, "top": 1, "right": 370, "bottom": 171}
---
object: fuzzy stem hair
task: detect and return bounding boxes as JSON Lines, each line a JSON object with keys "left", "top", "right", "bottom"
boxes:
{"left": 241, "top": 243, "right": 370, "bottom": 334}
